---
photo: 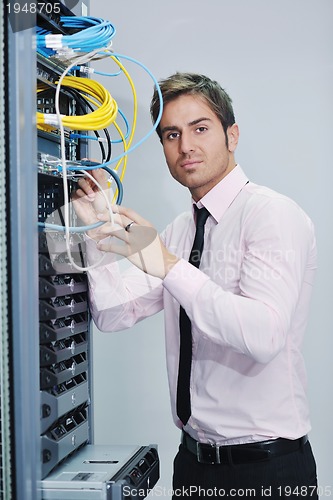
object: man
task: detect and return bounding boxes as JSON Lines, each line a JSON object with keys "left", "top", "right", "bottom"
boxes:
{"left": 73, "top": 73, "right": 318, "bottom": 497}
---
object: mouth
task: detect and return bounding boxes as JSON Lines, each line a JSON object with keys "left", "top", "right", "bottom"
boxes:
{"left": 180, "top": 160, "right": 202, "bottom": 170}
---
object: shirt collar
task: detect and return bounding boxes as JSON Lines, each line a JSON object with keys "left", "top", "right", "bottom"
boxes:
{"left": 193, "top": 164, "right": 249, "bottom": 223}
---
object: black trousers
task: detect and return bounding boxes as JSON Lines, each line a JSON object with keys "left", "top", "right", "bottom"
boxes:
{"left": 172, "top": 441, "right": 318, "bottom": 499}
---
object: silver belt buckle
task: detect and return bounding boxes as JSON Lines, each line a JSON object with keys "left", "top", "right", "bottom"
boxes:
{"left": 196, "top": 441, "right": 221, "bottom": 464}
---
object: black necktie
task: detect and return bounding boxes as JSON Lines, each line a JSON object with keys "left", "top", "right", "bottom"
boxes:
{"left": 176, "top": 206, "right": 210, "bottom": 425}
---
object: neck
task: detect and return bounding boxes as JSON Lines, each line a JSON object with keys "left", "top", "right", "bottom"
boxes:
{"left": 190, "top": 160, "right": 237, "bottom": 202}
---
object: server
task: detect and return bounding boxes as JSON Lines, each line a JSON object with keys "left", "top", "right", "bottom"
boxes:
{"left": 41, "top": 444, "right": 160, "bottom": 500}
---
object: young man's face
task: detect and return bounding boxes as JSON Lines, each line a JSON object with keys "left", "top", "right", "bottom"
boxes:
{"left": 160, "top": 94, "right": 239, "bottom": 201}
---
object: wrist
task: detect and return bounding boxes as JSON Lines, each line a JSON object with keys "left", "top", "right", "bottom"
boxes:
{"left": 163, "top": 251, "right": 179, "bottom": 279}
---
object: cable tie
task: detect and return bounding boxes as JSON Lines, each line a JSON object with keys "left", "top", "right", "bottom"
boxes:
{"left": 44, "top": 34, "right": 63, "bottom": 49}
{"left": 43, "top": 114, "right": 65, "bottom": 126}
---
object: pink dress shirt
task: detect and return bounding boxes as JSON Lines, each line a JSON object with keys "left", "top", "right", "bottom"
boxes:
{"left": 86, "top": 165, "right": 317, "bottom": 445}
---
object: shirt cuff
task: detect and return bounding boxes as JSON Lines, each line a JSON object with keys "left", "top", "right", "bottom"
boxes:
{"left": 163, "top": 259, "right": 210, "bottom": 313}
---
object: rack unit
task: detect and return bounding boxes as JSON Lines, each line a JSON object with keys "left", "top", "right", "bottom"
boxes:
{"left": 41, "top": 444, "right": 160, "bottom": 500}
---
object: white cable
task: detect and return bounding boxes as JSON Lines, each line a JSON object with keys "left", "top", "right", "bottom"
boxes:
{"left": 54, "top": 49, "right": 115, "bottom": 272}
{"left": 63, "top": 169, "right": 115, "bottom": 272}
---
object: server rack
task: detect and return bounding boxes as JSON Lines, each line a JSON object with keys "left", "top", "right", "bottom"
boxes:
{"left": 6, "top": 2, "right": 40, "bottom": 498}
{"left": 3, "top": 2, "right": 160, "bottom": 499}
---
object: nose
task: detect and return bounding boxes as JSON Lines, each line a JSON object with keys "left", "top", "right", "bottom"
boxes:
{"left": 179, "top": 131, "right": 195, "bottom": 155}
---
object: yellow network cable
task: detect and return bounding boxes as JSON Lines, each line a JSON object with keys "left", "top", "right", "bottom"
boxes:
{"left": 37, "top": 83, "right": 56, "bottom": 134}
{"left": 37, "top": 83, "right": 49, "bottom": 94}
{"left": 113, "top": 120, "right": 128, "bottom": 179}
{"left": 36, "top": 76, "right": 118, "bottom": 131}
{"left": 109, "top": 55, "right": 138, "bottom": 151}
{"left": 90, "top": 54, "right": 138, "bottom": 191}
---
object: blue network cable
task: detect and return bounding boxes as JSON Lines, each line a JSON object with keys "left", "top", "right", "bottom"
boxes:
{"left": 36, "top": 16, "right": 116, "bottom": 52}
{"left": 110, "top": 108, "right": 130, "bottom": 143}
{"left": 60, "top": 17, "right": 116, "bottom": 51}
{"left": 38, "top": 219, "right": 103, "bottom": 233}
{"left": 93, "top": 68, "right": 122, "bottom": 77}
{"left": 74, "top": 55, "right": 122, "bottom": 77}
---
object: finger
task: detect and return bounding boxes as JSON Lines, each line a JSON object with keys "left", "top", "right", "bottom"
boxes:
{"left": 97, "top": 240, "right": 129, "bottom": 257}
{"left": 114, "top": 205, "right": 151, "bottom": 227}
{"left": 99, "top": 208, "right": 136, "bottom": 229}
{"left": 93, "top": 168, "right": 109, "bottom": 188}
{"left": 72, "top": 188, "right": 95, "bottom": 201}
{"left": 77, "top": 178, "right": 96, "bottom": 198}
{"left": 97, "top": 211, "right": 118, "bottom": 222}
{"left": 97, "top": 212, "right": 132, "bottom": 230}
{"left": 97, "top": 226, "right": 158, "bottom": 255}
{"left": 84, "top": 168, "right": 109, "bottom": 190}
{"left": 95, "top": 221, "right": 129, "bottom": 242}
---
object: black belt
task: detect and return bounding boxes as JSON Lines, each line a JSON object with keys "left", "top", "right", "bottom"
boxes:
{"left": 181, "top": 431, "right": 308, "bottom": 465}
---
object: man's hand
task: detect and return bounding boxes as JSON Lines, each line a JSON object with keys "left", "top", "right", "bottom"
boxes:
{"left": 71, "top": 168, "right": 112, "bottom": 240}
{"left": 72, "top": 171, "right": 179, "bottom": 278}
{"left": 95, "top": 205, "right": 179, "bottom": 280}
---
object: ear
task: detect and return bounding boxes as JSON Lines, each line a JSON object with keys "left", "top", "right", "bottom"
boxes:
{"left": 227, "top": 123, "right": 239, "bottom": 152}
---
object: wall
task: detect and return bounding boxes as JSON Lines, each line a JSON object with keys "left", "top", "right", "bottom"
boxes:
{"left": 90, "top": 0, "right": 333, "bottom": 494}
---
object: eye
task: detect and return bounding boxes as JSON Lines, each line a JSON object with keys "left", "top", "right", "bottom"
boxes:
{"left": 166, "top": 131, "right": 180, "bottom": 140}
{"left": 196, "top": 126, "right": 208, "bottom": 133}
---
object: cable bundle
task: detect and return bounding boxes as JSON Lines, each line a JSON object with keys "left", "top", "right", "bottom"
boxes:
{"left": 36, "top": 16, "right": 116, "bottom": 53}
{"left": 37, "top": 76, "right": 118, "bottom": 131}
